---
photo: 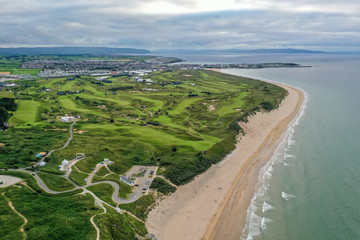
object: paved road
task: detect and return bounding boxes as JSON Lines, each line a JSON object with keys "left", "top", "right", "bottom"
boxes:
{"left": 16, "top": 168, "right": 145, "bottom": 204}
{"left": 36, "top": 120, "right": 76, "bottom": 167}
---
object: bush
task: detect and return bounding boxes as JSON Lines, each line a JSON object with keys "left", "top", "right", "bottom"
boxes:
{"left": 150, "top": 177, "right": 176, "bottom": 195}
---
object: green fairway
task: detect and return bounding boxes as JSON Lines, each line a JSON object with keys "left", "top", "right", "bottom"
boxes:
{"left": 10, "top": 100, "right": 40, "bottom": 125}
{"left": 0, "top": 67, "right": 287, "bottom": 239}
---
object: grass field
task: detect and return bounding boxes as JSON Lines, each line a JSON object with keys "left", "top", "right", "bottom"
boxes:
{"left": 0, "top": 68, "right": 287, "bottom": 239}
{"left": 9, "top": 100, "right": 40, "bottom": 125}
{"left": 37, "top": 173, "right": 75, "bottom": 191}
{"left": 86, "top": 183, "right": 117, "bottom": 207}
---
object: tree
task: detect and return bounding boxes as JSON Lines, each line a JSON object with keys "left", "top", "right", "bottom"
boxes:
{"left": 0, "top": 107, "right": 9, "bottom": 126}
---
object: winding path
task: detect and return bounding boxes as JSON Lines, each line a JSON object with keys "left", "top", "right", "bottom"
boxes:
{"left": 36, "top": 120, "right": 76, "bottom": 167}
{"left": 2, "top": 192, "right": 28, "bottom": 240}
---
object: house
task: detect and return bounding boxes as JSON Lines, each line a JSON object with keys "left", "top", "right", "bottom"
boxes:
{"left": 62, "top": 159, "right": 69, "bottom": 166}
{"left": 57, "top": 91, "right": 66, "bottom": 95}
{"left": 59, "top": 159, "right": 69, "bottom": 171}
{"left": 61, "top": 116, "right": 75, "bottom": 122}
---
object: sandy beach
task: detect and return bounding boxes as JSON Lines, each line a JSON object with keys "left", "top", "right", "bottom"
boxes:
{"left": 146, "top": 75, "right": 304, "bottom": 240}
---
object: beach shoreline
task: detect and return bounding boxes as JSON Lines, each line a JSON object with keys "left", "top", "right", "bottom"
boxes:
{"left": 146, "top": 72, "right": 304, "bottom": 240}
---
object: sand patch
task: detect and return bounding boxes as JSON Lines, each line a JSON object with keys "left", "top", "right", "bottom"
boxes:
{"left": 44, "top": 129, "right": 67, "bottom": 131}
{"left": 0, "top": 175, "right": 22, "bottom": 188}
{"left": 183, "top": 75, "right": 192, "bottom": 77}
{"left": 0, "top": 143, "right": 5, "bottom": 147}
{"left": 0, "top": 72, "right": 11, "bottom": 75}
{"left": 75, "top": 130, "right": 88, "bottom": 134}
{"left": 146, "top": 81, "right": 304, "bottom": 240}
{"left": 208, "top": 104, "right": 215, "bottom": 112}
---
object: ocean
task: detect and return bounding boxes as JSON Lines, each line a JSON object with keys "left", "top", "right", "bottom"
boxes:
{"left": 156, "top": 52, "right": 360, "bottom": 239}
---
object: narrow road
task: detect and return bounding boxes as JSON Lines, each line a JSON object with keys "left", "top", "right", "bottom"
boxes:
{"left": 36, "top": 120, "right": 76, "bottom": 167}
{"left": 17, "top": 169, "right": 143, "bottom": 204}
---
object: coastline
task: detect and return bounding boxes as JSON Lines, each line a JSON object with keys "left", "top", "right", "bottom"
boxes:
{"left": 146, "top": 72, "right": 304, "bottom": 240}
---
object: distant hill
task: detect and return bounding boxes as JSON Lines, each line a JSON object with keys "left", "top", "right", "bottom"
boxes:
{"left": 228, "top": 48, "right": 327, "bottom": 54}
{"left": 0, "top": 47, "right": 151, "bottom": 55}
{"left": 156, "top": 48, "right": 328, "bottom": 54}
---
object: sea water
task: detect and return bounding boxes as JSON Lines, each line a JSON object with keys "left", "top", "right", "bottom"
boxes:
{"left": 156, "top": 52, "right": 360, "bottom": 239}
{"left": 224, "top": 56, "right": 360, "bottom": 240}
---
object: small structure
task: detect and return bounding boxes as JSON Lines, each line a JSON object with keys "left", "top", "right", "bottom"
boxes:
{"left": 35, "top": 152, "right": 47, "bottom": 157}
{"left": 76, "top": 153, "right": 85, "bottom": 159}
{"left": 39, "top": 162, "right": 46, "bottom": 167}
{"left": 59, "top": 159, "right": 69, "bottom": 172}
{"left": 61, "top": 116, "right": 75, "bottom": 123}
{"left": 120, "top": 176, "right": 134, "bottom": 186}
{"left": 97, "top": 105, "right": 107, "bottom": 109}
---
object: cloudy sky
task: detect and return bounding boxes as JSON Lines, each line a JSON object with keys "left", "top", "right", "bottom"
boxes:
{"left": 0, "top": 0, "right": 359, "bottom": 51}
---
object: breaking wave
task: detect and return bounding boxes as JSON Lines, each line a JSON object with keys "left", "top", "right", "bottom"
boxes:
{"left": 241, "top": 88, "right": 307, "bottom": 240}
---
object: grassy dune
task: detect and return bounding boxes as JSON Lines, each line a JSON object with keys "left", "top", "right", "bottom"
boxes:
{"left": 0, "top": 68, "right": 287, "bottom": 240}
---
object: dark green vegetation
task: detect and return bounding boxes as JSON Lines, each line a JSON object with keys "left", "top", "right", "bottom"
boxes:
{"left": 94, "top": 206, "right": 148, "bottom": 239}
{"left": 1, "top": 70, "right": 286, "bottom": 181}
{"left": 0, "top": 126, "right": 68, "bottom": 168}
{"left": 0, "top": 185, "right": 98, "bottom": 240}
{"left": 121, "top": 194, "right": 156, "bottom": 221}
{"left": 0, "top": 98, "right": 17, "bottom": 127}
{"left": 150, "top": 177, "right": 176, "bottom": 195}
{"left": 0, "top": 67, "right": 286, "bottom": 239}
{"left": 37, "top": 172, "right": 75, "bottom": 191}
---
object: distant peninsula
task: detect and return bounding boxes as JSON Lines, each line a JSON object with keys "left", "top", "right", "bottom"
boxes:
{"left": 0, "top": 47, "right": 151, "bottom": 55}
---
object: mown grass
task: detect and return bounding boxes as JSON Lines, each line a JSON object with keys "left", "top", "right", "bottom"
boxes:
{"left": 92, "top": 173, "right": 132, "bottom": 198}
{"left": 2, "top": 69, "right": 287, "bottom": 186}
{"left": 86, "top": 183, "right": 117, "bottom": 207}
{"left": 37, "top": 173, "right": 75, "bottom": 191}
{"left": 11, "top": 69, "right": 41, "bottom": 76}
{"left": 9, "top": 100, "right": 40, "bottom": 125}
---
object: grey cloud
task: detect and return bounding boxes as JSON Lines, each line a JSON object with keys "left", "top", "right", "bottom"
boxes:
{"left": 0, "top": 0, "right": 359, "bottom": 51}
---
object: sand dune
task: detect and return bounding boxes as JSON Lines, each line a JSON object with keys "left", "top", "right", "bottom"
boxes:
{"left": 146, "top": 78, "right": 304, "bottom": 240}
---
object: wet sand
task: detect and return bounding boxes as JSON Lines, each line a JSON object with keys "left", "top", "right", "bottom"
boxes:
{"left": 146, "top": 76, "right": 304, "bottom": 240}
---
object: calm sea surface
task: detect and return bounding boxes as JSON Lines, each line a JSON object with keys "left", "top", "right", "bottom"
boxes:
{"left": 156, "top": 52, "right": 360, "bottom": 240}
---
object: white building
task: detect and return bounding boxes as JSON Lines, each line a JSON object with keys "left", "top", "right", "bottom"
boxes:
{"left": 61, "top": 116, "right": 75, "bottom": 123}
{"left": 59, "top": 159, "right": 69, "bottom": 171}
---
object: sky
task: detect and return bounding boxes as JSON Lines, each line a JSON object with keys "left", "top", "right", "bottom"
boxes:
{"left": 0, "top": 0, "right": 359, "bottom": 51}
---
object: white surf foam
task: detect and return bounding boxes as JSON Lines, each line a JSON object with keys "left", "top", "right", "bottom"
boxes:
{"left": 225, "top": 70, "right": 308, "bottom": 240}
{"left": 262, "top": 201, "right": 274, "bottom": 213}
{"left": 281, "top": 191, "right": 296, "bottom": 201}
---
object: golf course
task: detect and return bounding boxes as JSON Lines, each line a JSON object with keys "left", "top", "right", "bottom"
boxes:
{"left": 0, "top": 68, "right": 287, "bottom": 239}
